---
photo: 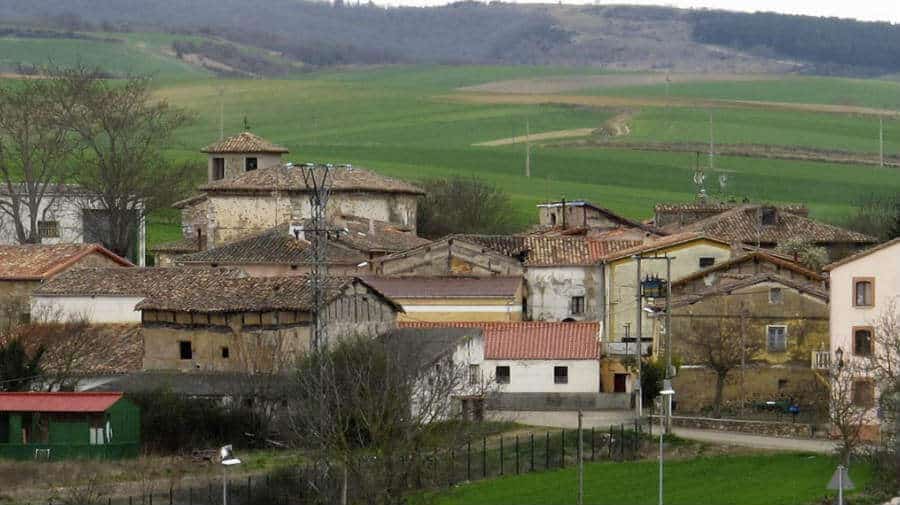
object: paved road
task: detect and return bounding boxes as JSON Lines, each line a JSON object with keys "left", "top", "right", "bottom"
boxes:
{"left": 489, "top": 410, "right": 837, "bottom": 453}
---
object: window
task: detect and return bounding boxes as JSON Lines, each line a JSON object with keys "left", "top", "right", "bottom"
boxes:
{"left": 769, "top": 287, "right": 783, "bottom": 304}
{"left": 38, "top": 220, "right": 59, "bottom": 239}
{"left": 699, "top": 257, "right": 715, "bottom": 268}
{"left": 766, "top": 325, "right": 787, "bottom": 352}
{"left": 245, "top": 157, "right": 258, "bottom": 171}
{"left": 853, "top": 327, "right": 873, "bottom": 356}
{"left": 179, "top": 341, "right": 192, "bottom": 360}
{"left": 761, "top": 207, "right": 777, "bottom": 226}
{"left": 853, "top": 278, "right": 874, "bottom": 307}
{"left": 495, "top": 366, "right": 510, "bottom": 384}
{"left": 221, "top": 346, "right": 230, "bottom": 359}
{"left": 852, "top": 380, "right": 875, "bottom": 408}
{"left": 550, "top": 213, "right": 557, "bottom": 226}
{"left": 777, "top": 379, "right": 788, "bottom": 390}
{"left": 468, "top": 364, "right": 480, "bottom": 385}
{"left": 554, "top": 366, "right": 569, "bottom": 384}
{"left": 570, "top": 296, "right": 585, "bottom": 316}
{"left": 212, "top": 157, "right": 225, "bottom": 180}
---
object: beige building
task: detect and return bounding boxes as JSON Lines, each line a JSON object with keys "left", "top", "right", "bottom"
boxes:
{"left": 363, "top": 276, "right": 524, "bottom": 322}
{"left": 138, "top": 276, "right": 402, "bottom": 372}
{"left": 824, "top": 237, "right": 900, "bottom": 439}
{"left": 0, "top": 244, "right": 132, "bottom": 329}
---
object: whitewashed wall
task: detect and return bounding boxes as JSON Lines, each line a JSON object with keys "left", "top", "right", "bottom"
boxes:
{"left": 526, "top": 266, "right": 603, "bottom": 322}
{"left": 31, "top": 295, "right": 144, "bottom": 324}
{"left": 480, "top": 359, "right": 600, "bottom": 393}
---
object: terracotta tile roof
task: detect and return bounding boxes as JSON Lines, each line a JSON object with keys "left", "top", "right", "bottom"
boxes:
{"left": 34, "top": 267, "right": 246, "bottom": 297}
{"left": 398, "top": 321, "right": 600, "bottom": 360}
{"left": 175, "top": 226, "right": 366, "bottom": 266}
{"left": 602, "top": 232, "right": 729, "bottom": 262}
{"left": 670, "top": 273, "right": 829, "bottom": 308}
{"left": 199, "top": 164, "right": 424, "bottom": 195}
{"left": 0, "top": 244, "right": 133, "bottom": 281}
{"left": 149, "top": 236, "right": 201, "bottom": 254}
{"left": 137, "top": 276, "right": 401, "bottom": 314}
{"left": 0, "top": 392, "right": 124, "bottom": 413}
{"left": 823, "top": 236, "right": 900, "bottom": 271}
{"left": 0, "top": 324, "right": 144, "bottom": 376}
{"left": 671, "top": 205, "right": 875, "bottom": 245}
{"left": 201, "top": 132, "right": 289, "bottom": 154}
{"left": 338, "top": 216, "right": 430, "bottom": 253}
{"left": 363, "top": 276, "right": 521, "bottom": 298}
{"left": 454, "top": 235, "right": 642, "bottom": 266}
{"left": 671, "top": 250, "right": 824, "bottom": 287}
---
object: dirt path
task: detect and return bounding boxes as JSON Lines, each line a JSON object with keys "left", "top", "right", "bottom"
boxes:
{"left": 669, "top": 426, "right": 836, "bottom": 453}
{"left": 459, "top": 73, "right": 781, "bottom": 94}
{"left": 445, "top": 92, "right": 900, "bottom": 118}
{"left": 473, "top": 128, "right": 596, "bottom": 146}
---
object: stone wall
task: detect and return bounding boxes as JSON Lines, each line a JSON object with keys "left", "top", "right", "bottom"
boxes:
{"left": 662, "top": 415, "right": 817, "bottom": 438}
{"left": 487, "top": 392, "right": 630, "bottom": 411}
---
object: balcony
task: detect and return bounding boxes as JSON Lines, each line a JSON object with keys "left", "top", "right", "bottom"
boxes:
{"left": 811, "top": 351, "right": 831, "bottom": 370}
{"left": 603, "top": 341, "right": 652, "bottom": 357}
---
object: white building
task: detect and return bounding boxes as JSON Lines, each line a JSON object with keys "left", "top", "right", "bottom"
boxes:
{"left": 824, "top": 237, "right": 900, "bottom": 439}
{"left": 0, "top": 184, "right": 146, "bottom": 266}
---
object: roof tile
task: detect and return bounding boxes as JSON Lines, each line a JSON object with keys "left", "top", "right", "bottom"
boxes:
{"left": 0, "top": 244, "right": 132, "bottom": 280}
{"left": 199, "top": 164, "right": 424, "bottom": 195}
{"left": 201, "top": 132, "right": 289, "bottom": 154}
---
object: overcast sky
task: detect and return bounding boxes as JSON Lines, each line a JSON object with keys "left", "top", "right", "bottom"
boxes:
{"left": 387, "top": 0, "right": 900, "bottom": 23}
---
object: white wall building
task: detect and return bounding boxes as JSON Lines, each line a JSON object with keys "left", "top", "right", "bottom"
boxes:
{"left": 824, "top": 237, "right": 900, "bottom": 438}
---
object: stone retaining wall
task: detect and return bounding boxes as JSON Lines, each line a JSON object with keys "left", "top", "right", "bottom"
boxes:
{"left": 487, "top": 392, "right": 630, "bottom": 411}
{"left": 658, "top": 415, "right": 818, "bottom": 438}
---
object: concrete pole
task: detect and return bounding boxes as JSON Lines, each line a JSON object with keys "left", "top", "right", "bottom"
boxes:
{"left": 525, "top": 119, "right": 531, "bottom": 178}
{"left": 222, "top": 466, "right": 227, "bottom": 505}
{"left": 635, "top": 255, "right": 643, "bottom": 419}
{"left": 577, "top": 409, "right": 584, "bottom": 505}
{"left": 880, "top": 117, "right": 885, "bottom": 168}
{"left": 665, "top": 255, "right": 672, "bottom": 434}
{"left": 658, "top": 420, "right": 664, "bottom": 505}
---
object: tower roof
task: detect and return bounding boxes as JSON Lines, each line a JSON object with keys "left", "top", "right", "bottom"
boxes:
{"left": 201, "top": 132, "right": 289, "bottom": 154}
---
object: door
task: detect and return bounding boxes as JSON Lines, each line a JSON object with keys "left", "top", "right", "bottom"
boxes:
{"left": 614, "top": 373, "right": 628, "bottom": 393}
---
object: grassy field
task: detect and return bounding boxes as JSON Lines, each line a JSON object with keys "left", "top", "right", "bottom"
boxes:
{"left": 1, "top": 34, "right": 899, "bottom": 246}
{"left": 423, "top": 453, "right": 871, "bottom": 505}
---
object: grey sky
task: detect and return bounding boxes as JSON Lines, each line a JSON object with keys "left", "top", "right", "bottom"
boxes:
{"left": 385, "top": 0, "right": 900, "bottom": 23}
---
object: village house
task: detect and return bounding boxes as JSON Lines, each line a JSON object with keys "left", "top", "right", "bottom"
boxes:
{"left": 652, "top": 201, "right": 876, "bottom": 260}
{"left": 170, "top": 219, "right": 428, "bottom": 275}
{"left": 0, "top": 184, "right": 147, "bottom": 266}
{"left": 152, "top": 132, "right": 424, "bottom": 263}
{"left": 534, "top": 199, "right": 661, "bottom": 240}
{"left": 398, "top": 321, "right": 627, "bottom": 411}
{"left": 657, "top": 250, "right": 831, "bottom": 413}
{"left": 31, "top": 267, "right": 245, "bottom": 324}
{"left": 0, "top": 244, "right": 132, "bottom": 330}
{"left": 824, "top": 236, "right": 900, "bottom": 439}
{"left": 363, "top": 276, "right": 524, "bottom": 322}
{"left": 138, "top": 276, "right": 402, "bottom": 372}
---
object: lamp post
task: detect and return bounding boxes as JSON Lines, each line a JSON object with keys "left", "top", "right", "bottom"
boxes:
{"left": 220, "top": 445, "right": 242, "bottom": 505}
{"left": 835, "top": 347, "right": 844, "bottom": 369}
{"left": 658, "top": 383, "right": 675, "bottom": 505}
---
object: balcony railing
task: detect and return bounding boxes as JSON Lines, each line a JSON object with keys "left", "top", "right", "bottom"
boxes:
{"left": 811, "top": 351, "right": 831, "bottom": 370}
{"left": 603, "top": 341, "right": 652, "bottom": 356}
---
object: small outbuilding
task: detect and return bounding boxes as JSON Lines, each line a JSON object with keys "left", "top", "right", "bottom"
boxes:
{"left": 0, "top": 392, "right": 140, "bottom": 460}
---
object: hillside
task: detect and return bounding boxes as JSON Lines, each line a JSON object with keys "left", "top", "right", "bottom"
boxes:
{"left": 2, "top": 2, "right": 899, "bottom": 74}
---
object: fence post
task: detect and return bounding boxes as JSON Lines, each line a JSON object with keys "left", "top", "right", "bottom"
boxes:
{"left": 545, "top": 432, "right": 550, "bottom": 469}
{"left": 149, "top": 492, "right": 153, "bottom": 505}
{"left": 467, "top": 440, "right": 471, "bottom": 481}
{"left": 609, "top": 425, "right": 613, "bottom": 459}
{"left": 620, "top": 424, "right": 625, "bottom": 459}
{"left": 449, "top": 449, "right": 454, "bottom": 487}
{"left": 482, "top": 436, "right": 487, "bottom": 479}
{"left": 591, "top": 427, "right": 596, "bottom": 461}
{"left": 128, "top": 496, "right": 132, "bottom": 505}
{"left": 499, "top": 436, "right": 504, "bottom": 476}
{"left": 248, "top": 476, "right": 252, "bottom": 502}
{"left": 189, "top": 487, "right": 193, "bottom": 505}
{"left": 561, "top": 430, "right": 566, "bottom": 468}
{"left": 530, "top": 433, "right": 535, "bottom": 472}
{"left": 515, "top": 435, "right": 520, "bottom": 475}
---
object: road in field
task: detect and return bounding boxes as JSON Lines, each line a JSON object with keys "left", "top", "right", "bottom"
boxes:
{"left": 459, "top": 73, "right": 782, "bottom": 94}
{"left": 473, "top": 127, "right": 597, "bottom": 146}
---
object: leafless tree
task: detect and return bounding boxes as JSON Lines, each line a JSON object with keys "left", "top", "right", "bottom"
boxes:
{"left": 289, "top": 334, "right": 489, "bottom": 505}
{"left": 827, "top": 358, "right": 874, "bottom": 465}
{"left": 0, "top": 78, "right": 72, "bottom": 244}
{"left": 867, "top": 297, "right": 900, "bottom": 386}
{"left": 7, "top": 314, "right": 99, "bottom": 391}
{"left": 684, "top": 315, "right": 763, "bottom": 418}
{"left": 49, "top": 66, "right": 194, "bottom": 258}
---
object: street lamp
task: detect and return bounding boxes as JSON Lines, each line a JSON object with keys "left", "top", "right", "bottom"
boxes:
{"left": 835, "top": 347, "right": 844, "bottom": 369}
{"left": 658, "top": 383, "right": 675, "bottom": 505}
{"left": 220, "top": 445, "right": 242, "bottom": 505}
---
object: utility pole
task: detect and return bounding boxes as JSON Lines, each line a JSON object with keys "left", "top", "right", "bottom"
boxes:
{"left": 634, "top": 255, "right": 643, "bottom": 420}
{"left": 577, "top": 409, "right": 584, "bottom": 505}
{"left": 880, "top": 117, "right": 885, "bottom": 168}
{"left": 300, "top": 163, "right": 338, "bottom": 351}
{"left": 708, "top": 111, "right": 715, "bottom": 171}
{"left": 525, "top": 119, "right": 531, "bottom": 178}
{"left": 218, "top": 85, "right": 225, "bottom": 140}
{"left": 664, "top": 255, "right": 672, "bottom": 434}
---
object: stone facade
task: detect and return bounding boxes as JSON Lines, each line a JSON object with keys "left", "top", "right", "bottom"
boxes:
{"left": 208, "top": 153, "right": 283, "bottom": 183}
{"left": 376, "top": 238, "right": 524, "bottom": 277}
{"left": 664, "top": 415, "right": 817, "bottom": 438}
{"left": 526, "top": 266, "right": 603, "bottom": 322}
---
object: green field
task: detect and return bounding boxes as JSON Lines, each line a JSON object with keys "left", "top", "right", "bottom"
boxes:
{"left": 423, "top": 453, "right": 871, "bottom": 505}
{"left": 0, "top": 33, "right": 898, "bottom": 246}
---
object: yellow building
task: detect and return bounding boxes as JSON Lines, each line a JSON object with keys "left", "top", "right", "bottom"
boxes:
{"left": 363, "top": 276, "right": 524, "bottom": 322}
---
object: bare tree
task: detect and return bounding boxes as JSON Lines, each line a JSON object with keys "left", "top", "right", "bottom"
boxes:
{"left": 289, "top": 334, "right": 488, "bottom": 504}
{"left": 867, "top": 297, "right": 900, "bottom": 386}
{"left": 684, "top": 315, "right": 763, "bottom": 418}
{"left": 49, "top": 66, "right": 193, "bottom": 258}
{"left": 416, "top": 176, "right": 518, "bottom": 239}
{"left": 0, "top": 78, "right": 72, "bottom": 244}
{"left": 828, "top": 358, "right": 874, "bottom": 465}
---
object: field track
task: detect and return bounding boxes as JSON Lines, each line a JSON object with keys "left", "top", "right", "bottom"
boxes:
{"left": 473, "top": 127, "right": 596, "bottom": 146}
{"left": 459, "top": 73, "right": 781, "bottom": 94}
{"left": 446, "top": 92, "right": 900, "bottom": 117}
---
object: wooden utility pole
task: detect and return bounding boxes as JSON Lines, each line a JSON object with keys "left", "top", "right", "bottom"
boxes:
{"left": 880, "top": 117, "right": 885, "bottom": 168}
{"left": 708, "top": 111, "right": 715, "bottom": 171}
